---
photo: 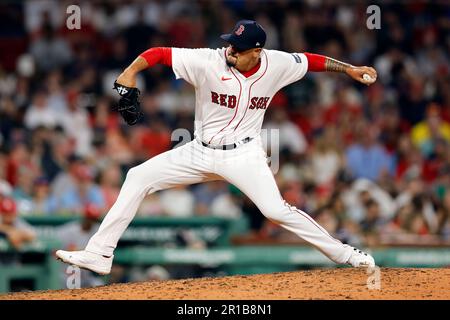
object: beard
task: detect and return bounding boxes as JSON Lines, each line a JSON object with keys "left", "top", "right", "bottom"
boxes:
{"left": 225, "top": 47, "right": 237, "bottom": 67}
{"left": 226, "top": 59, "right": 236, "bottom": 67}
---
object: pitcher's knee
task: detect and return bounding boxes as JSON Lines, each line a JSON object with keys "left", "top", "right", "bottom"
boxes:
{"left": 125, "top": 165, "right": 150, "bottom": 187}
{"left": 259, "top": 202, "right": 287, "bottom": 223}
{"left": 125, "top": 166, "right": 140, "bottom": 181}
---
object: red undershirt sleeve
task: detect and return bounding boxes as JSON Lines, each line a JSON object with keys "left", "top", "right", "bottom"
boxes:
{"left": 304, "top": 52, "right": 326, "bottom": 72}
{"left": 139, "top": 47, "right": 172, "bottom": 67}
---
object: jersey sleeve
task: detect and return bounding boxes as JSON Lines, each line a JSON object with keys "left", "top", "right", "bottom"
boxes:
{"left": 171, "top": 48, "right": 216, "bottom": 87}
{"left": 275, "top": 51, "right": 309, "bottom": 89}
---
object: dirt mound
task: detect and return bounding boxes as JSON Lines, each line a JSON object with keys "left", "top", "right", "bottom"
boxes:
{"left": 1, "top": 268, "right": 449, "bottom": 300}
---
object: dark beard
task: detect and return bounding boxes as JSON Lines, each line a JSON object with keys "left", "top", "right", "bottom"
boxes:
{"left": 226, "top": 59, "right": 236, "bottom": 67}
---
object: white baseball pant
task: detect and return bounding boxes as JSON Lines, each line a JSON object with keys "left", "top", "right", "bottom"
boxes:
{"left": 85, "top": 137, "right": 353, "bottom": 264}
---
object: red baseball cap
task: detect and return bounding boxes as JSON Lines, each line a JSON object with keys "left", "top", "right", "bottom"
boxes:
{"left": 83, "top": 203, "right": 102, "bottom": 220}
{"left": 0, "top": 198, "right": 17, "bottom": 215}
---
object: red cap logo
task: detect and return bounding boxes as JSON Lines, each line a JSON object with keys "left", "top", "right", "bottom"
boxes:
{"left": 235, "top": 25, "right": 245, "bottom": 36}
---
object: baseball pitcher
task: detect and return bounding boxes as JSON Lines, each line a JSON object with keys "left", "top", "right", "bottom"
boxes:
{"left": 57, "top": 20, "right": 377, "bottom": 275}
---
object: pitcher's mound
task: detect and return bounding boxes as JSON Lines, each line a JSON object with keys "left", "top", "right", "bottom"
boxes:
{"left": 1, "top": 268, "right": 449, "bottom": 300}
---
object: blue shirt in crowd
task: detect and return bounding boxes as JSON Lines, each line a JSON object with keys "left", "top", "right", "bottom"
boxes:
{"left": 345, "top": 144, "right": 394, "bottom": 181}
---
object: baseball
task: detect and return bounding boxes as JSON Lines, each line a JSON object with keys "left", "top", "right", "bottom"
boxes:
{"left": 363, "top": 73, "right": 375, "bottom": 84}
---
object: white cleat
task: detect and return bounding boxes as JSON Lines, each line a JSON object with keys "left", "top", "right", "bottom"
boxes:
{"left": 55, "top": 250, "right": 113, "bottom": 275}
{"left": 346, "top": 247, "right": 376, "bottom": 268}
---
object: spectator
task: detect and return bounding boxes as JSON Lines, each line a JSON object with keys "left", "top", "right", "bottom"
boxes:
{"left": 378, "top": 104, "right": 406, "bottom": 153}
{"left": 0, "top": 151, "right": 13, "bottom": 197}
{"left": 411, "top": 103, "right": 450, "bottom": 157}
{"left": 341, "top": 178, "right": 396, "bottom": 223}
{"left": 360, "top": 199, "right": 386, "bottom": 236}
{"left": 92, "top": 97, "right": 120, "bottom": 137}
{"left": 5, "top": 143, "right": 37, "bottom": 188}
{"left": 0, "top": 197, "right": 36, "bottom": 249}
{"left": 314, "top": 206, "right": 339, "bottom": 236}
{"left": 24, "top": 89, "right": 62, "bottom": 130}
{"left": 102, "top": 37, "right": 129, "bottom": 71}
{"left": 399, "top": 78, "right": 429, "bottom": 126}
{"left": 29, "top": 177, "right": 56, "bottom": 216}
{"left": 46, "top": 70, "right": 68, "bottom": 113}
{"left": 436, "top": 190, "right": 450, "bottom": 239}
{"left": 129, "top": 120, "right": 172, "bottom": 160}
{"left": 394, "top": 177, "right": 438, "bottom": 231}
{"left": 254, "top": 13, "right": 279, "bottom": 49}
{"left": 40, "top": 129, "right": 75, "bottom": 182}
{"left": 123, "top": 10, "right": 157, "bottom": 58}
{"left": 51, "top": 154, "right": 83, "bottom": 199}
{"left": 0, "top": 98, "right": 21, "bottom": 146}
{"left": 263, "top": 108, "right": 308, "bottom": 156}
{"left": 310, "top": 128, "right": 343, "bottom": 186}
{"left": 55, "top": 162, "right": 105, "bottom": 215}
{"left": 193, "top": 181, "right": 229, "bottom": 216}
{"left": 0, "top": 180, "right": 12, "bottom": 199}
{"left": 210, "top": 185, "right": 243, "bottom": 219}
{"left": 345, "top": 124, "right": 393, "bottom": 182}
{"left": 29, "top": 22, "right": 73, "bottom": 72}
{"left": 98, "top": 163, "right": 121, "bottom": 209}
{"left": 12, "top": 165, "right": 36, "bottom": 215}
{"left": 394, "top": 134, "right": 423, "bottom": 182}
{"left": 58, "top": 89, "right": 93, "bottom": 157}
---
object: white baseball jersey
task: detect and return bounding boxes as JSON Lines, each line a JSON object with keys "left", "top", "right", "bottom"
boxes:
{"left": 171, "top": 47, "right": 308, "bottom": 146}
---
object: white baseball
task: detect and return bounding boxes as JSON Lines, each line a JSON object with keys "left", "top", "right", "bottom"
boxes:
{"left": 363, "top": 73, "right": 375, "bottom": 84}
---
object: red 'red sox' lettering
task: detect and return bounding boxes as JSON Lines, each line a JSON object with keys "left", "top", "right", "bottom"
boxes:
{"left": 211, "top": 91, "right": 269, "bottom": 110}
{"left": 249, "top": 97, "right": 270, "bottom": 109}
{"left": 211, "top": 91, "right": 237, "bottom": 108}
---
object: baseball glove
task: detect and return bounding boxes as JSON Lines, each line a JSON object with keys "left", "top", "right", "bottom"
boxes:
{"left": 113, "top": 81, "right": 144, "bottom": 125}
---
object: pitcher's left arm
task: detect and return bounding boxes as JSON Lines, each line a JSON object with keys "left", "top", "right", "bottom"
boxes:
{"left": 304, "top": 52, "right": 377, "bottom": 85}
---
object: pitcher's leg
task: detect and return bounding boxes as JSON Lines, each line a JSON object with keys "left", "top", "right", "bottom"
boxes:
{"left": 86, "top": 142, "right": 219, "bottom": 256}
{"left": 218, "top": 156, "right": 352, "bottom": 264}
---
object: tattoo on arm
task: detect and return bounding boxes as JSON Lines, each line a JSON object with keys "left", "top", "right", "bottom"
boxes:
{"left": 325, "top": 57, "right": 352, "bottom": 73}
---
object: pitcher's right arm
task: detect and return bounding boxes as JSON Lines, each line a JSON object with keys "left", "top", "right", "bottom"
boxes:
{"left": 115, "top": 47, "right": 173, "bottom": 87}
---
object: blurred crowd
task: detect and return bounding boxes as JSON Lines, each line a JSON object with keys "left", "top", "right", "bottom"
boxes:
{"left": 0, "top": 0, "right": 450, "bottom": 250}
